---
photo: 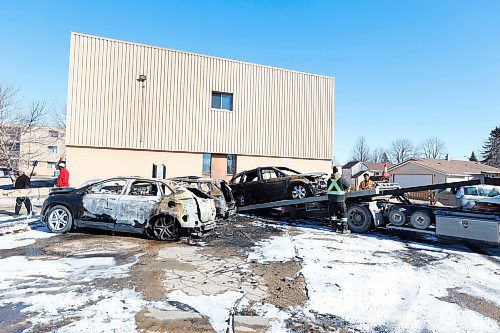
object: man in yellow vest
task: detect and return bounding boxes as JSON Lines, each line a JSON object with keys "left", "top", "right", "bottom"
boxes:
{"left": 327, "top": 166, "right": 350, "bottom": 232}
{"left": 358, "top": 173, "right": 376, "bottom": 190}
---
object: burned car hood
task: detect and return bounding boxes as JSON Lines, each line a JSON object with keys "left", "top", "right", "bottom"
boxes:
{"left": 49, "top": 187, "right": 76, "bottom": 195}
{"left": 298, "top": 172, "right": 328, "bottom": 178}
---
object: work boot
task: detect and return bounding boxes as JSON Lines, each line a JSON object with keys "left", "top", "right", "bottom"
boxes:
{"left": 330, "top": 217, "right": 338, "bottom": 231}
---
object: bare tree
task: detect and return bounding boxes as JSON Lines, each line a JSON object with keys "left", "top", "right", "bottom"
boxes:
{"left": 52, "top": 104, "right": 67, "bottom": 128}
{"left": 389, "top": 139, "right": 416, "bottom": 164}
{"left": 0, "top": 83, "right": 48, "bottom": 170}
{"left": 370, "top": 148, "right": 387, "bottom": 163}
{"left": 351, "top": 136, "right": 370, "bottom": 162}
{"left": 420, "top": 137, "right": 446, "bottom": 159}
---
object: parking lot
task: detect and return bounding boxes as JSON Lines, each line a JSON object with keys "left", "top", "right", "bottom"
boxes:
{"left": 1, "top": 214, "right": 499, "bottom": 333}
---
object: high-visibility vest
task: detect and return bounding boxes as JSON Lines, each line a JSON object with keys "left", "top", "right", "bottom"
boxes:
{"left": 327, "top": 178, "right": 345, "bottom": 195}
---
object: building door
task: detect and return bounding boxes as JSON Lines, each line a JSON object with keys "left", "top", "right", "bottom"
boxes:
{"left": 211, "top": 154, "right": 228, "bottom": 180}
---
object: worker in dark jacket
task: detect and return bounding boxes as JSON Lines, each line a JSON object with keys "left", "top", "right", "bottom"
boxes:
{"left": 14, "top": 170, "right": 32, "bottom": 217}
{"left": 327, "top": 166, "right": 350, "bottom": 232}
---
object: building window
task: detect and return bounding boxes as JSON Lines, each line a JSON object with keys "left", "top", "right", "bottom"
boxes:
{"left": 202, "top": 153, "right": 211, "bottom": 174}
{"left": 227, "top": 155, "right": 236, "bottom": 174}
{"left": 49, "top": 130, "right": 59, "bottom": 138}
{"left": 47, "top": 162, "right": 58, "bottom": 169}
{"left": 48, "top": 146, "right": 58, "bottom": 154}
{"left": 211, "top": 92, "right": 233, "bottom": 111}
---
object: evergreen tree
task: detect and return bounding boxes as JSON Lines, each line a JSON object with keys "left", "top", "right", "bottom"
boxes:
{"left": 381, "top": 152, "right": 390, "bottom": 163}
{"left": 481, "top": 126, "right": 500, "bottom": 167}
{"left": 469, "top": 151, "right": 478, "bottom": 162}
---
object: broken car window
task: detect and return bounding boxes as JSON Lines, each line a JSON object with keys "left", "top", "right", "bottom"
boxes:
{"left": 261, "top": 169, "right": 278, "bottom": 180}
{"left": 128, "top": 181, "right": 159, "bottom": 196}
{"left": 88, "top": 180, "right": 127, "bottom": 195}
{"left": 244, "top": 171, "right": 259, "bottom": 182}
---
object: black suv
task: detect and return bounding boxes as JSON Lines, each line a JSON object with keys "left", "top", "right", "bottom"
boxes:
{"left": 229, "top": 167, "right": 327, "bottom": 206}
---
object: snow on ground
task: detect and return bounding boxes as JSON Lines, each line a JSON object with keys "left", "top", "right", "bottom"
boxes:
{"left": 0, "top": 215, "right": 57, "bottom": 250}
{"left": 249, "top": 224, "right": 500, "bottom": 333}
{"left": 168, "top": 290, "right": 246, "bottom": 333}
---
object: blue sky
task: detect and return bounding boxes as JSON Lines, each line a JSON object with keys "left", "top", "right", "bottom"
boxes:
{"left": 1, "top": 0, "right": 499, "bottom": 163}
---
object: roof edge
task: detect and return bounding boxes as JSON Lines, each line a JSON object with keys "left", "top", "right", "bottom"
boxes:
{"left": 70, "top": 32, "right": 335, "bottom": 80}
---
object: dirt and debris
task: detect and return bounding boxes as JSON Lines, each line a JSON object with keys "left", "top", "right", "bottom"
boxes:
{"left": 1, "top": 214, "right": 499, "bottom": 333}
{"left": 438, "top": 288, "right": 500, "bottom": 324}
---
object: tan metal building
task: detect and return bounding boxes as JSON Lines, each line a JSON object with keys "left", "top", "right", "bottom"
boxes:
{"left": 66, "top": 33, "right": 334, "bottom": 186}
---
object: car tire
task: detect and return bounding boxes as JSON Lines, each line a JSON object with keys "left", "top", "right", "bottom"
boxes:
{"left": 235, "top": 194, "right": 247, "bottom": 207}
{"left": 410, "top": 211, "right": 431, "bottom": 230}
{"left": 149, "top": 215, "right": 179, "bottom": 241}
{"left": 388, "top": 209, "right": 407, "bottom": 226}
{"left": 45, "top": 205, "right": 73, "bottom": 234}
{"left": 290, "top": 183, "right": 308, "bottom": 200}
{"left": 347, "top": 204, "right": 373, "bottom": 233}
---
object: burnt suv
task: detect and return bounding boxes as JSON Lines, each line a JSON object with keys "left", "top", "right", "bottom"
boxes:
{"left": 229, "top": 167, "right": 327, "bottom": 206}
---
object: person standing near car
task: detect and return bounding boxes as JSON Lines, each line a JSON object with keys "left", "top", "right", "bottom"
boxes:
{"left": 327, "top": 166, "right": 350, "bottom": 232}
{"left": 14, "top": 170, "right": 32, "bottom": 217}
{"left": 56, "top": 162, "right": 69, "bottom": 188}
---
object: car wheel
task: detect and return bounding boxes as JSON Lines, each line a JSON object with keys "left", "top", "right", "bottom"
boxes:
{"left": 347, "top": 204, "right": 372, "bottom": 233}
{"left": 410, "top": 211, "right": 431, "bottom": 230}
{"left": 150, "top": 216, "right": 178, "bottom": 241}
{"left": 235, "top": 194, "right": 247, "bottom": 207}
{"left": 290, "top": 184, "right": 308, "bottom": 199}
{"left": 388, "top": 209, "right": 407, "bottom": 226}
{"left": 46, "top": 205, "right": 73, "bottom": 233}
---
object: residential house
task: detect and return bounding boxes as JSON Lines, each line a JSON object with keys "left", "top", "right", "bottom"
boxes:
{"left": 342, "top": 161, "right": 372, "bottom": 189}
{"left": 388, "top": 158, "right": 500, "bottom": 187}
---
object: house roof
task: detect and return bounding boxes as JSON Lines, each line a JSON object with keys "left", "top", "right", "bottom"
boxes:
{"left": 352, "top": 170, "right": 370, "bottom": 179}
{"left": 389, "top": 158, "right": 500, "bottom": 176}
{"left": 343, "top": 161, "right": 361, "bottom": 169}
{"left": 364, "top": 162, "right": 390, "bottom": 171}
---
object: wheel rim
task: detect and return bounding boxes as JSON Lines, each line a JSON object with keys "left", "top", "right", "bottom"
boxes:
{"left": 393, "top": 213, "right": 402, "bottom": 222}
{"left": 292, "top": 185, "right": 306, "bottom": 199}
{"left": 48, "top": 209, "right": 69, "bottom": 231}
{"left": 153, "top": 217, "right": 176, "bottom": 240}
{"left": 348, "top": 208, "right": 367, "bottom": 227}
{"left": 414, "top": 215, "right": 426, "bottom": 227}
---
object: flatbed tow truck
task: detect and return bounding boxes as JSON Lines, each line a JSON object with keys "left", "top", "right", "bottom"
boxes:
{"left": 237, "top": 180, "right": 500, "bottom": 244}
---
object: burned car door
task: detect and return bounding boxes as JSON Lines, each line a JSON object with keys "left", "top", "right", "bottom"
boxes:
{"left": 115, "top": 180, "right": 162, "bottom": 230}
{"left": 260, "top": 168, "right": 287, "bottom": 200}
{"left": 239, "top": 170, "right": 263, "bottom": 204}
{"left": 80, "top": 179, "right": 127, "bottom": 228}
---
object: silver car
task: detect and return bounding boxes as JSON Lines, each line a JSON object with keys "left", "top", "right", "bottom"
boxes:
{"left": 436, "top": 185, "right": 500, "bottom": 208}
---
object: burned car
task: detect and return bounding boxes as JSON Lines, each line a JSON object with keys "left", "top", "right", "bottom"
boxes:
{"left": 41, "top": 177, "right": 216, "bottom": 240}
{"left": 229, "top": 167, "right": 328, "bottom": 206}
{"left": 170, "top": 176, "right": 236, "bottom": 218}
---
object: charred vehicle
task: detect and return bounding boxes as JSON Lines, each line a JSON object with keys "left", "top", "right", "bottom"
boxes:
{"left": 170, "top": 176, "right": 236, "bottom": 218}
{"left": 41, "top": 177, "right": 216, "bottom": 240}
{"left": 229, "top": 167, "right": 327, "bottom": 206}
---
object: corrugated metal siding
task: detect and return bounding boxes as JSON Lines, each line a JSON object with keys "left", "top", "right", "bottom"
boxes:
{"left": 66, "top": 32, "right": 334, "bottom": 159}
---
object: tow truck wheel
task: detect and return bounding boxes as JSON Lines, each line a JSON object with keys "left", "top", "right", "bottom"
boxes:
{"left": 388, "top": 209, "right": 407, "bottom": 226}
{"left": 347, "top": 205, "right": 373, "bottom": 233}
{"left": 410, "top": 211, "right": 431, "bottom": 230}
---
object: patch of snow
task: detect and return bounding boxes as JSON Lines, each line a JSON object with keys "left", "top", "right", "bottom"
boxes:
{"left": 168, "top": 290, "right": 246, "bottom": 333}
{"left": 247, "top": 232, "right": 296, "bottom": 263}
{"left": 247, "top": 225, "right": 500, "bottom": 333}
{"left": 0, "top": 225, "right": 55, "bottom": 250}
{"left": 0, "top": 252, "right": 155, "bottom": 332}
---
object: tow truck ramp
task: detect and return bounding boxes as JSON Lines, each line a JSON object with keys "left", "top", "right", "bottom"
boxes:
{"left": 236, "top": 179, "right": 499, "bottom": 244}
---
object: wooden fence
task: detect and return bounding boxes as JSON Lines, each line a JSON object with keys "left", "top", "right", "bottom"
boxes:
{"left": 406, "top": 190, "right": 436, "bottom": 204}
